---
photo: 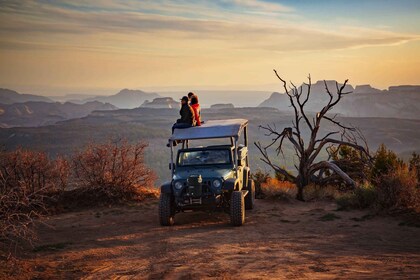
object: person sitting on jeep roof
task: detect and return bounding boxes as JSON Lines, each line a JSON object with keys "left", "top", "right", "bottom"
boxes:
{"left": 171, "top": 96, "right": 196, "bottom": 134}
{"left": 190, "top": 95, "right": 202, "bottom": 126}
{"left": 187, "top": 91, "right": 195, "bottom": 102}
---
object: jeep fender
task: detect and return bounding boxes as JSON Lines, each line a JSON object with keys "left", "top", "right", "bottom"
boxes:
{"left": 223, "top": 178, "right": 240, "bottom": 191}
{"left": 242, "top": 166, "right": 250, "bottom": 188}
{"left": 160, "top": 181, "right": 172, "bottom": 194}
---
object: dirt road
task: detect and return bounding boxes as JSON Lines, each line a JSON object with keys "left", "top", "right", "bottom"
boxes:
{"left": 15, "top": 199, "right": 420, "bottom": 279}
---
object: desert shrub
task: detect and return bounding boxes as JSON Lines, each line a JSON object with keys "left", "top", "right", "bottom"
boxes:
{"left": 0, "top": 148, "right": 69, "bottom": 257}
{"left": 303, "top": 184, "right": 341, "bottom": 201}
{"left": 336, "top": 183, "right": 377, "bottom": 210}
{"left": 71, "top": 140, "right": 156, "bottom": 204}
{"left": 260, "top": 178, "right": 296, "bottom": 200}
{"left": 371, "top": 144, "right": 402, "bottom": 179}
{"left": 409, "top": 152, "right": 420, "bottom": 183}
{"left": 375, "top": 165, "right": 419, "bottom": 212}
{"left": 251, "top": 170, "right": 271, "bottom": 198}
{"left": 334, "top": 146, "right": 419, "bottom": 212}
{"left": 354, "top": 183, "right": 377, "bottom": 208}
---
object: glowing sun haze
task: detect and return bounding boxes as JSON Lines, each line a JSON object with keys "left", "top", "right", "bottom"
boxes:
{"left": 0, "top": 0, "right": 419, "bottom": 94}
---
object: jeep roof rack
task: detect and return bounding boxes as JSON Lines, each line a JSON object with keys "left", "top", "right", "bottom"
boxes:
{"left": 169, "top": 119, "right": 248, "bottom": 141}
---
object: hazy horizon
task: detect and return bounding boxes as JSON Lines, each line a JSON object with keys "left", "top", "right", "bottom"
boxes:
{"left": 3, "top": 80, "right": 420, "bottom": 98}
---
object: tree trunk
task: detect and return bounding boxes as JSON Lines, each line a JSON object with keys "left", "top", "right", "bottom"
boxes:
{"left": 296, "top": 164, "right": 309, "bottom": 201}
{"left": 296, "top": 183, "right": 305, "bottom": 201}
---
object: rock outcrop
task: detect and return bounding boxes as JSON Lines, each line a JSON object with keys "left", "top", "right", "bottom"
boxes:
{"left": 210, "top": 103, "right": 234, "bottom": 109}
{"left": 141, "top": 97, "right": 179, "bottom": 109}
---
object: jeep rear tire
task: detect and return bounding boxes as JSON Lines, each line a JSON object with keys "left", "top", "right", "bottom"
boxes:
{"left": 159, "top": 192, "right": 175, "bottom": 226}
{"left": 230, "top": 191, "right": 245, "bottom": 226}
{"left": 245, "top": 179, "right": 255, "bottom": 210}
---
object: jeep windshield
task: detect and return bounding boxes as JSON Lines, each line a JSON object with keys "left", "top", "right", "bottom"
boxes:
{"left": 177, "top": 149, "right": 232, "bottom": 167}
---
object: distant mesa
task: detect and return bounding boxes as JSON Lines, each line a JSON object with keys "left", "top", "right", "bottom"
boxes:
{"left": 141, "top": 97, "right": 179, "bottom": 109}
{"left": 83, "top": 89, "right": 160, "bottom": 109}
{"left": 258, "top": 81, "right": 420, "bottom": 120}
{"left": 210, "top": 103, "right": 235, "bottom": 109}
{"left": 388, "top": 85, "right": 420, "bottom": 94}
{"left": 0, "top": 101, "right": 117, "bottom": 128}
{"left": 310, "top": 80, "right": 354, "bottom": 95}
{"left": 354, "top": 85, "right": 384, "bottom": 94}
{"left": 0, "top": 88, "right": 53, "bottom": 104}
{"left": 49, "top": 93, "right": 97, "bottom": 103}
{"left": 47, "top": 89, "right": 160, "bottom": 108}
{"left": 259, "top": 92, "right": 284, "bottom": 107}
{"left": 259, "top": 80, "right": 353, "bottom": 110}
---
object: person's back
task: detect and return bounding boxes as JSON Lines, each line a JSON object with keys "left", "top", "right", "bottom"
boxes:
{"left": 168, "top": 95, "right": 196, "bottom": 146}
{"left": 190, "top": 95, "right": 201, "bottom": 126}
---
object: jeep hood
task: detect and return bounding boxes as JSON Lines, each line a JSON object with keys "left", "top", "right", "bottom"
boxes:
{"left": 173, "top": 167, "right": 234, "bottom": 180}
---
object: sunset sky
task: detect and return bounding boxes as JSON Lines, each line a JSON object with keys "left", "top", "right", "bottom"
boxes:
{"left": 0, "top": 0, "right": 419, "bottom": 95}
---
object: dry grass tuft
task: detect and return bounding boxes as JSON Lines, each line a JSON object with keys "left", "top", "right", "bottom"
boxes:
{"left": 260, "top": 178, "right": 345, "bottom": 202}
{"left": 260, "top": 178, "right": 296, "bottom": 200}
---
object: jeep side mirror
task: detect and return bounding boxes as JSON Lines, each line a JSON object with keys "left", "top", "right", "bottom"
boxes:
{"left": 169, "top": 163, "right": 175, "bottom": 170}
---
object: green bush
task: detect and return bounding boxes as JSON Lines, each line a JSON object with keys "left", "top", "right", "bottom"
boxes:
{"left": 371, "top": 144, "right": 402, "bottom": 179}
{"left": 354, "top": 183, "right": 377, "bottom": 208}
{"left": 336, "top": 183, "right": 377, "bottom": 210}
{"left": 324, "top": 145, "right": 371, "bottom": 187}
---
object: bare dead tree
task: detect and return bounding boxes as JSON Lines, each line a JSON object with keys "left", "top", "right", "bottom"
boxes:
{"left": 255, "top": 70, "right": 370, "bottom": 200}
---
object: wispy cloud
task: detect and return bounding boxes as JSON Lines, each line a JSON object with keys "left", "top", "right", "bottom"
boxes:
{"left": 0, "top": 0, "right": 417, "bottom": 54}
{"left": 222, "top": 0, "right": 292, "bottom": 13}
{"left": 0, "top": 0, "right": 419, "bottom": 90}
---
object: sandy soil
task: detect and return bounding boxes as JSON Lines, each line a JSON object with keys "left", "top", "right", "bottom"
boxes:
{"left": 10, "top": 199, "right": 420, "bottom": 279}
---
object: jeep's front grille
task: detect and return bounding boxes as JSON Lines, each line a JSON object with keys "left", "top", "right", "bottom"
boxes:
{"left": 181, "top": 181, "right": 212, "bottom": 195}
{"left": 177, "top": 179, "right": 219, "bottom": 206}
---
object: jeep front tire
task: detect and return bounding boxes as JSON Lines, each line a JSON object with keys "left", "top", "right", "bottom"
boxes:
{"left": 159, "top": 192, "right": 175, "bottom": 226}
{"left": 230, "top": 191, "right": 245, "bottom": 226}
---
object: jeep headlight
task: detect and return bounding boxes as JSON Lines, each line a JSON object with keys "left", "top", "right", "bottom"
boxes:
{"left": 174, "top": 181, "right": 183, "bottom": 190}
{"left": 212, "top": 179, "right": 222, "bottom": 188}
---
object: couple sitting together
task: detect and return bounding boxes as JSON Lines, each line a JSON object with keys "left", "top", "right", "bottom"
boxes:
{"left": 172, "top": 92, "right": 202, "bottom": 133}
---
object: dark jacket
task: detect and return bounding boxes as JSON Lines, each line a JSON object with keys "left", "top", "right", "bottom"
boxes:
{"left": 177, "top": 103, "right": 196, "bottom": 125}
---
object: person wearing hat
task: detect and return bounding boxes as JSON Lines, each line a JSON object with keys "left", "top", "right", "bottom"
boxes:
{"left": 171, "top": 96, "right": 196, "bottom": 134}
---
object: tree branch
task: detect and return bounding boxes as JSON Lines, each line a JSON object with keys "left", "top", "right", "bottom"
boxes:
{"left": 259, "top": 125, "right": 303, "bottom": 155}
{"left": 309, "top": 137, "right": 371, "bottom": 165}
{"left": 323, "top": 115, "right": 355, "bottom": 131}
{"left": 254, "top": 141, "right": 297, "bottom": 182}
